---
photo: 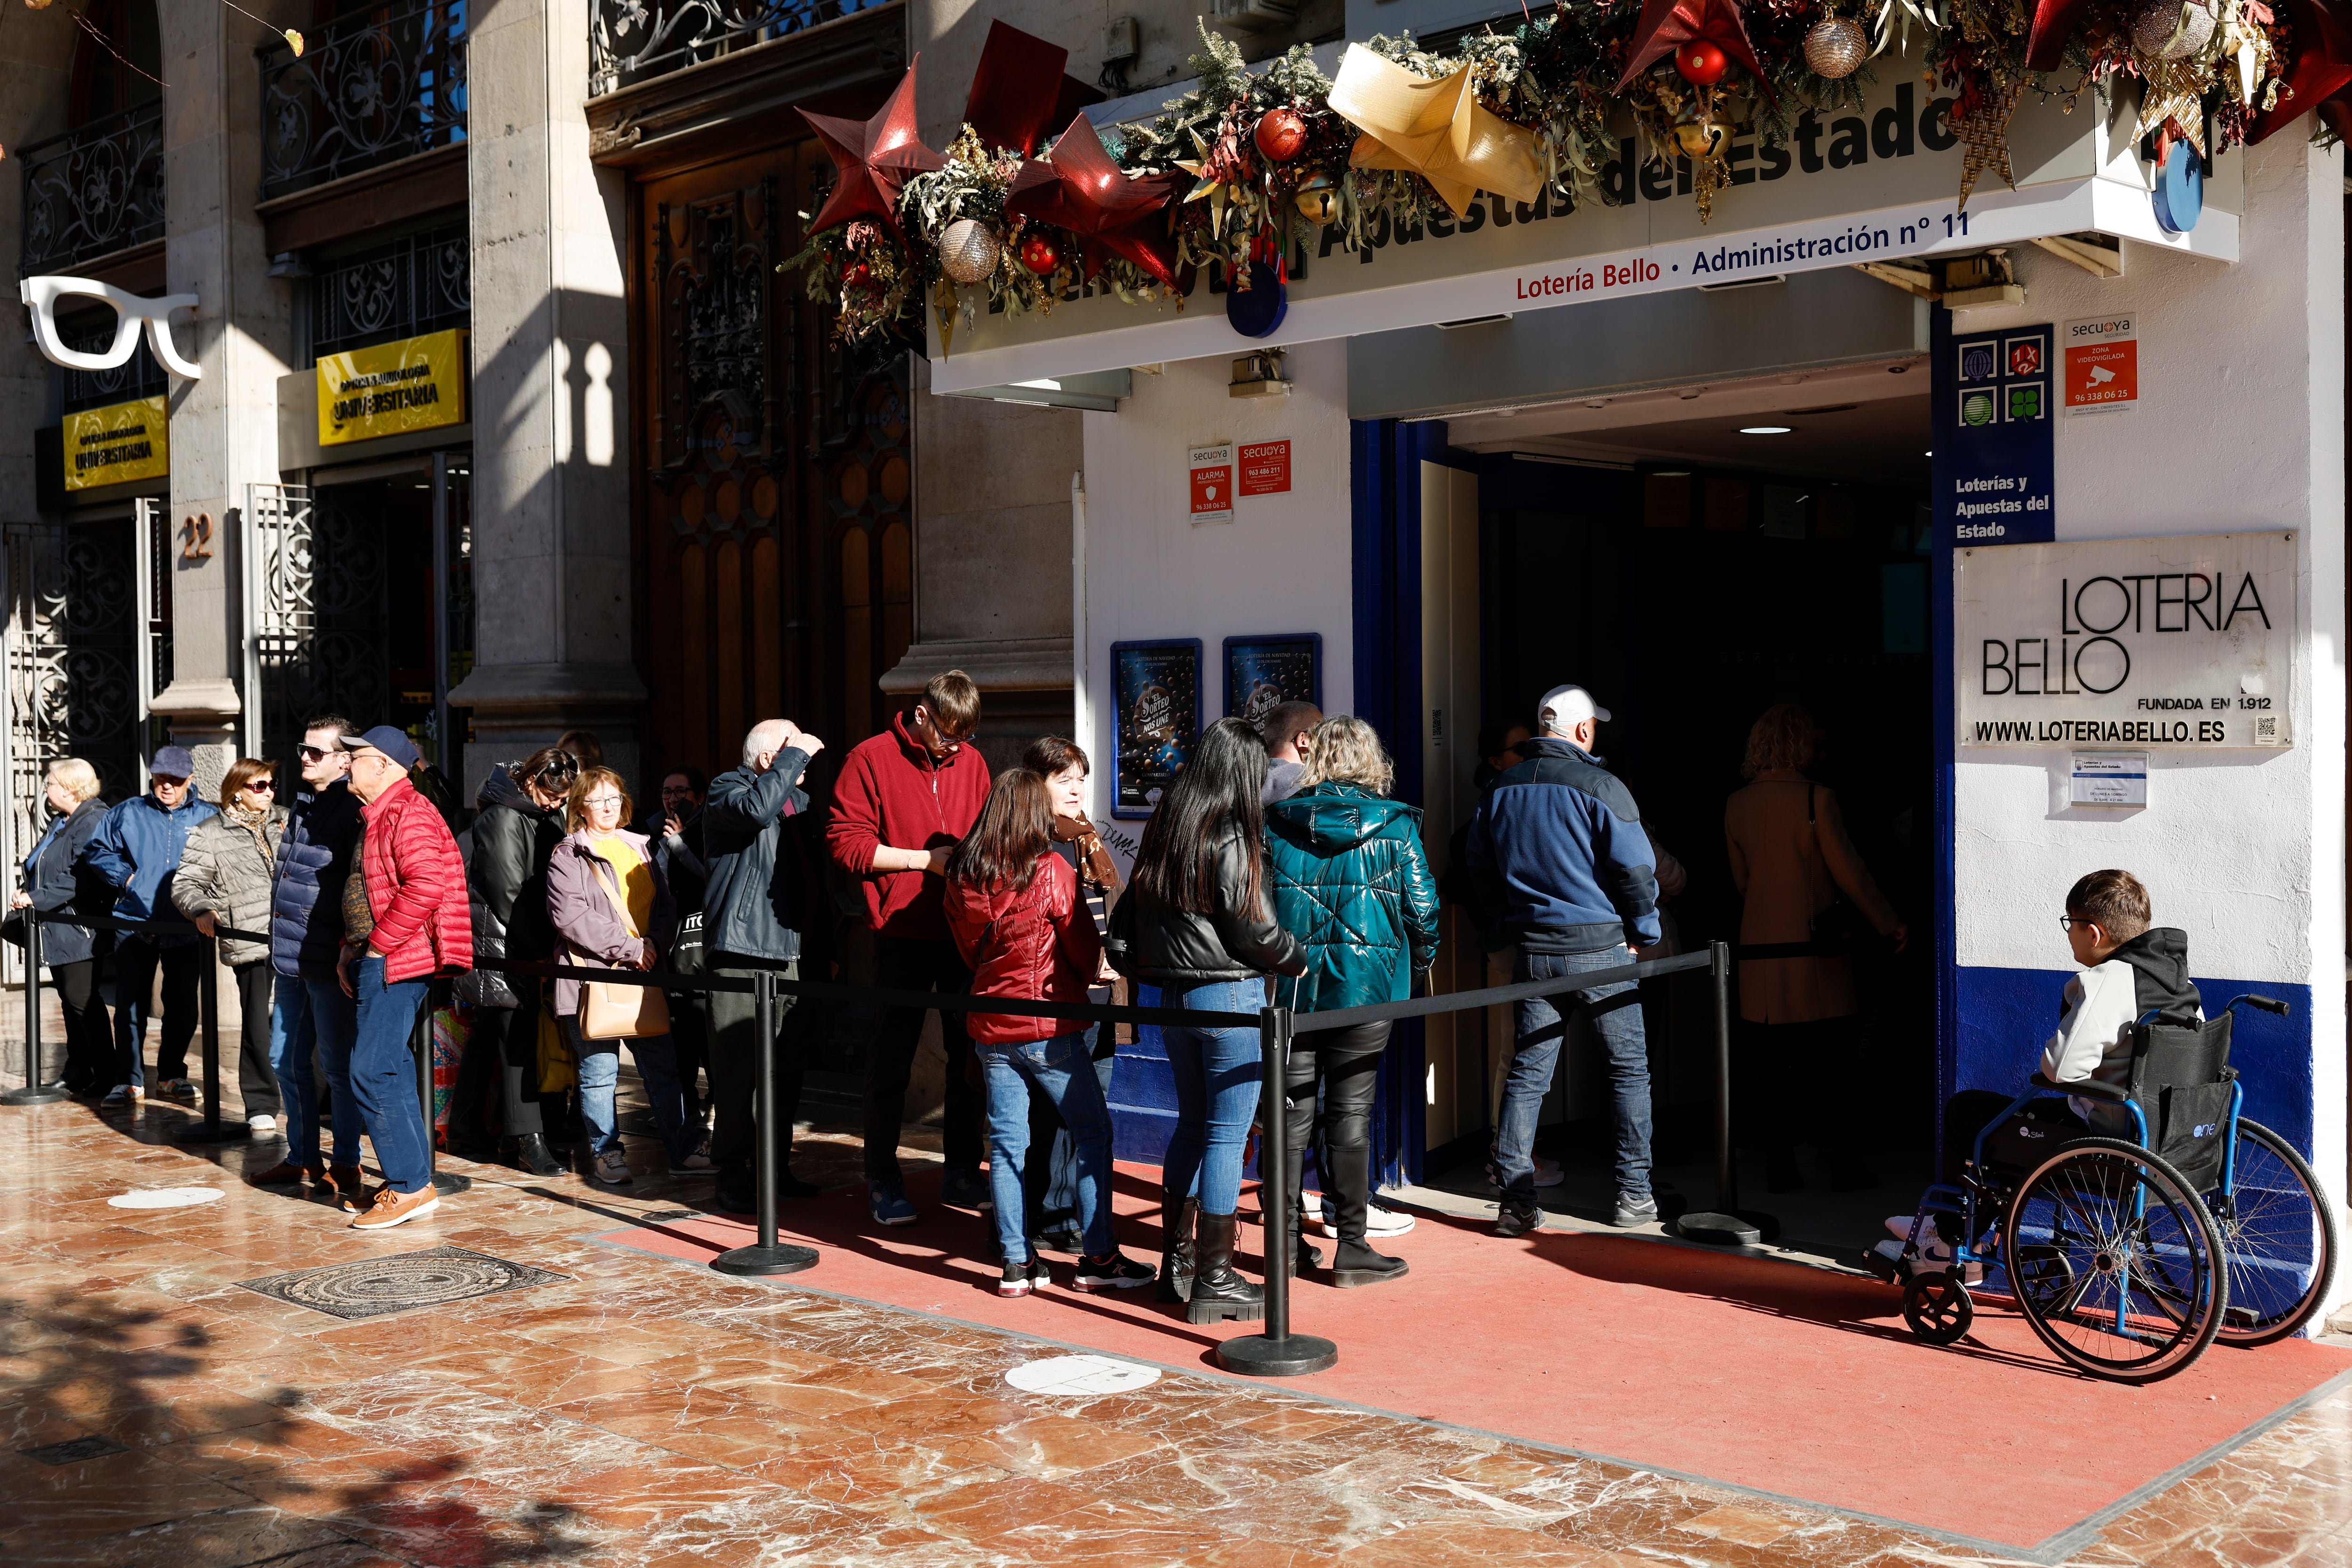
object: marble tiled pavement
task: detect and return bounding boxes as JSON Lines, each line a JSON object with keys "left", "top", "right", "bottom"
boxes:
{"left": 4, "top": 1090, "right": 2350, "bottom": 1568}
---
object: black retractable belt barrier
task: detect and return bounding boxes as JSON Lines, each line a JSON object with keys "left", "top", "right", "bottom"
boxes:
{"left": 713, "top": 971, "right": 817, "bottom": 1276}
{"left": 1218, "top": 1004, "right": 1338, "bottom": 1377}
{"left": 1672, "top": 941, "right": 1779, "bottom": 1247}
{"left": 4, "top": 917, "right": 68, "bottom": 1106}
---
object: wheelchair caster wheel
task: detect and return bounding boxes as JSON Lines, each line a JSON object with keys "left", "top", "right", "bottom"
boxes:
{"left": 1903, "top": 1271, "right": 1974, "bottom": 1346}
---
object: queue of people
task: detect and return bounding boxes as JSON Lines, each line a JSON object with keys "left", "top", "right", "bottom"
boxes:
{"left": 14, "top": 664, "right": 1907, "bottom": 1292}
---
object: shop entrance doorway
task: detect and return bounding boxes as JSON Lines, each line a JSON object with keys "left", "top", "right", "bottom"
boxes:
{"left": 1426, "top": 383, "right": 1938, "bottom": 1248}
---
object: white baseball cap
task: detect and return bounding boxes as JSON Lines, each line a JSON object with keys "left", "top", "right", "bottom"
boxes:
{"left": 1537, "top": 684, "right": 1611, "bottom": 732}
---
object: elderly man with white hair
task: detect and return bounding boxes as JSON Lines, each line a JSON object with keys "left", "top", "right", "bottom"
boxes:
{"left": 699, "top": 717, "right": 825, "bottom": 1214}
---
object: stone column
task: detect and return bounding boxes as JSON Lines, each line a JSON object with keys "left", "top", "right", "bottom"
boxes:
{"left": 0, "top": 7, "right": 79, "bottom": 534}
{"left": 157, "top": 1, "right": 300, "bottom": 794}
{"left": 448, "top": 0, "right": 643, "bottom": 790}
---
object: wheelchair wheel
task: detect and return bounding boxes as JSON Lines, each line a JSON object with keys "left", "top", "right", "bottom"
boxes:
{"left": 2003, "top": 1138, "right": 2226, "bottom": 1384}
{"left": 1902, "top": 1272, "right": 1973, "bottom": 1345}
{"left": 2209, "top": 1118, "right": 2339, "bottom": 1347}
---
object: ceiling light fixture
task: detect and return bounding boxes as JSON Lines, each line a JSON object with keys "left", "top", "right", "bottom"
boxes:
{"left": 1740, "top": 425, "right": 1793, "bottom": 435}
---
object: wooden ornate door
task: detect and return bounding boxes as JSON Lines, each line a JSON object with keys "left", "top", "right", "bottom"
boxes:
{"left": 634, "top": 141, "right": 916, "bottom": 788}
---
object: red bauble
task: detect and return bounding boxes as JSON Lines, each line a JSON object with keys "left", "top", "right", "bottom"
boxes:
{"left": 1675, "top": 40, "right": 1729, "bottom": 84}
{"left": 1019, "top": 233, "right": 1059, "bottom": 274}
{"left": 842, "top": 261, "right": 872, "bottom": 286}
{"left": 1254, "top": 106, "right": 1308, "bottom": 162}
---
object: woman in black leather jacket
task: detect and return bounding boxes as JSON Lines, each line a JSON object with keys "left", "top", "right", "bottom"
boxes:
{"left": 1109, "top": 718, "right": 1306, "bottom": 1325}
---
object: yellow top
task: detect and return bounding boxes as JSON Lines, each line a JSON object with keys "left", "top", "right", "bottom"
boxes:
{"left": 589, "top": 834, "right": 654, "bottom": 934}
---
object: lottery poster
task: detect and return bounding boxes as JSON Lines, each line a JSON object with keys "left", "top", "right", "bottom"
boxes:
{"left": 1112, "top": 639, "right": 1202, "bottom": 818}
{"left": 1224, "top": 634, "right": 1322, "bottom": 734}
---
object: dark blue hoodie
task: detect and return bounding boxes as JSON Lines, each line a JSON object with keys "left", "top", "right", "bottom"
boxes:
{"left": 1462, "top": 736, "right": 1661, "bottom": 954}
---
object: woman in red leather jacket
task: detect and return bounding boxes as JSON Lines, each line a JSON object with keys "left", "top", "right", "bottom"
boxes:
{"left": 944, "top": 769, "right": 1156, "bottom": 1299}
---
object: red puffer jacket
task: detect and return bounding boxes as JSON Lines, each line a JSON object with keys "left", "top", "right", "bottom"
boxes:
{"left": 942, "top": 853, "right": 1102, "bottom": 1046}
{"left": 359, "top": 776, "right": 473, "bottom": 985}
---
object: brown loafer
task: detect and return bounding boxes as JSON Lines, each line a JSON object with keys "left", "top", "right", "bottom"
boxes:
{"left": 244, "top": 1161, "right": 313, "bottom": 1188}
{"left": 330, "top": 1164, "right": 368, "bottom": 1212}
{"left": 350, "top": 1185, "right": 440, "bottom": 1230}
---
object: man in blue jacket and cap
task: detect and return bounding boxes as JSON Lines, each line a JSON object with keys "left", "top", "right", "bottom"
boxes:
{"left": 1464, "top": 684, "right": 1662, "bottom": 1236}
{"left": 82, "top": 745, "right": 218, "bottom": 1102}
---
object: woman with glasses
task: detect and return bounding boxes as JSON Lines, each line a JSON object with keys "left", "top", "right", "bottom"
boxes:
{"left": 545, "top": 765, "right": 696, "bottom": 1185}
{"left": 173, "top": 758, "right": 290, "bottom": 1133}
{"left": 12, "top": 758, "right": 112, "bottom": 1096}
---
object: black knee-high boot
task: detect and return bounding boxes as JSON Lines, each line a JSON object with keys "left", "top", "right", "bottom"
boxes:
{"left": 1327, "top": 1142, "right": 1407, "bottom": 1287}
{"left": 1185, "top": 1211, "right": 1265, "bottom": 1324}
{"left": 1156, "top": 1190, "right": 1199, "bottom": 1303}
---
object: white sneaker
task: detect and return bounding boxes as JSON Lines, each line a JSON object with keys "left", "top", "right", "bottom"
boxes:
{"left": 248, "top": 1114, "right": 278, "bottom": 1134}
{"left": 592, "top": 1149, "right": 633, "bottom": 1186}
{"left": 1885, "top": 1215, "right": 1921, "bottom": 1243}
{"left": 676, "top": 1149, "right": 716, "bottom": 1171}
{"left": 1310, "top": 1202, "right": 1416, "bottom": 1238}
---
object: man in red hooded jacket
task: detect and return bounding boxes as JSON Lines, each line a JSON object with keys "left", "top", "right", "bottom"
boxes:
{"left": 827, "top": 670, "right": 992, "bottom": 1226}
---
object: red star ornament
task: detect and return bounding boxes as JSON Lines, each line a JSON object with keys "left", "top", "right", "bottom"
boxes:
{"left": 1004, "top": 113, "right": 1183, "bottom": 285}
{"left": 1614, "top": 0, "right": 1774, "bottom": 102}
{"left": 2249, "top": 0, "right": 2352, "bottom": 142}
{"left": 800, "top": 59, "right": 944, "bottom": 243}
{"left": 964, "top": 20, "right": 1107, "bottom": 159}
{"left": 2023, "top": 0, "right": 2091, "bottom": 71}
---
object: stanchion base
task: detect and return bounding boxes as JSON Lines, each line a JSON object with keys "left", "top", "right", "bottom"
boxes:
{"left": 429, "top": 1172, "right": 474, "bottom": 1196}
{"left": 168, "top": 1121, "right": 253, "bottom": 1145}
{"left": 1217, "top": 1332, "right": 1338, "bottom": 1377}
{"left": 1676, "top": 1210, "right": 1762, "bottom": 1247}
{"left": 713, "top": 1242, "right": 819, "bottom": 1277}
{"left": 1, "top": 1085, "right": 72, "bottom": 1106}
{"left": 1735, "top": 1208, "right": 1783, "bottom": 1245}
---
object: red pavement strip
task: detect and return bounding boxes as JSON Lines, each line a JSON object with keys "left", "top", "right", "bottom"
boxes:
{"left": 589, "top": 1163, "right": 2351, "bottom": 1553}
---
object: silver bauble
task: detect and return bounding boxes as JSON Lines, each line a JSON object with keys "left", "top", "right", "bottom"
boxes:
{"left": 937, "top": 218, "right": 1002, "bottom": 285}
{"left": 2132, "top": 0, "right": 2217, "bottom": 59}
{"left": 1802, "top": 16, "right": 1869, "bottom": 80}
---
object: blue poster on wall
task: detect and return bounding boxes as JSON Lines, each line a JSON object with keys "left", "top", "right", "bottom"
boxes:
{"left": 1933, "top": 315, "right": 2054, "bottom": 548}
{"left": 1224, "top": 633, "right": 1322, "bottom": 732}
{"left": 1111, "top": 639, "right": 1201, "bottom": 819}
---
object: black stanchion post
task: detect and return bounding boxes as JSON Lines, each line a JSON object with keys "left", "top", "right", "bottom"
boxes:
{"left": 415, "top": 984, "right": 472, "bottom": 1195}
{"left": 1675, "top": 941, "right": 1777, "bottom": 1245}
{"left": 1218, "top": 1003, "right": 1336, "bottom": 1377}
{"left": 172, "top": 937, "right": 248, "bottom": 1144}
{"left": 6, "top": 916, "right": 67, "bottom": 1106}
{"left": 715, "top": 970, "right": 817, "bottom": 1276}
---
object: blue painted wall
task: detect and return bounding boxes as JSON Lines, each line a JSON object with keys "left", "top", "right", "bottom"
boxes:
{"left": 1952, "top": 965, "right": 2317, "bottom": 1157}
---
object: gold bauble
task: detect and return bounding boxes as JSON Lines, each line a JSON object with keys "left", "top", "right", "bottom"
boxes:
{"left": 1295, "top": 175, "right": 1336, "bottom": 224}
{"left": 2132, "top": 0, "right": 2217, "bottom": 59}
{"left": 936, "top": 217, "right": 1002, "bottom": 285}
{"left": 1803, "top": 16, "right": 1869, "bottom": 80}
{"left": 1673, "top": 118, "right": 1733, "bottom": 159}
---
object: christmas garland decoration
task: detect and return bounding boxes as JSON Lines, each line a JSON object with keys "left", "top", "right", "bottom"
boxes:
{"left": 791, "top": 3, "right": 2318, "bottom": 348}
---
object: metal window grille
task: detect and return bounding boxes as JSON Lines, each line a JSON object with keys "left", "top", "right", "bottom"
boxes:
{"left": 15, "top": 102, "right": 166, "bottom": 276}
{"left": 589, "top": 0, "right": 877, "bottom": 97}
{"left": 310, "top": 226, "right": 471, "bottom": 363}
{"left": 260, "top": 0, "right": 467, "bottom": 202}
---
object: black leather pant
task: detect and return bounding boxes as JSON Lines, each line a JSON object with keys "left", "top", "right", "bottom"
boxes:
{"left": 1282, "top": 1020, "right": 1391, "bottom": 1247}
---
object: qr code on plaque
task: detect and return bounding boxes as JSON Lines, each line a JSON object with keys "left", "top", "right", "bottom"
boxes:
{"left": 2256, "top": 716, "right": 2279, "bottom": 740}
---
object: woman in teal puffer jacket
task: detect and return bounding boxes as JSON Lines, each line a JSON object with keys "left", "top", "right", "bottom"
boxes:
{"left": 1263, "top": 715, "right": 1439, "bottom": 1288}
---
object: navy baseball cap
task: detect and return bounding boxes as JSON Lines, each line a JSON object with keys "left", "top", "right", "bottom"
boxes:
{"left": 150, "top": 745, "right": 195, "bottom": 779}
{"left": 347, "top": 725, "right": 421, "bottom": 769}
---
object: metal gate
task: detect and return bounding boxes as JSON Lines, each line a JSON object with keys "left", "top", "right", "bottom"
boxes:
{"left": 1, "top": 508, "right": 146, "bottom": 983}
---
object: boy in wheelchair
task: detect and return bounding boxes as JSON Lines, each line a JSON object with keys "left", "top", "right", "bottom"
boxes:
{"left": 1875, "top": 869, "right": 2202, "bottom": 1277}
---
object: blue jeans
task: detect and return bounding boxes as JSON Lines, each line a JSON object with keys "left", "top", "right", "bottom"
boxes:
{"left": 1495, "top": 946, "right": 1653, "bottom": 1203}
{"left": 274, "top": 972, "right": 362, "bottom": 1169}
{"left": 981, "top": 1033, "right": 1114, "bottom": 1263}
{"left": 1023, "top": 1020, "right": 1117, "bottom": 1237}
{"left": 1159, "top": 979, "right": 1266, "bottom": 1216}
{"left": 564, "top": 1016, "right": 697, "bottom": 1162}
{"left": 349, "top": 956, "right": 432, "bottom": 1194}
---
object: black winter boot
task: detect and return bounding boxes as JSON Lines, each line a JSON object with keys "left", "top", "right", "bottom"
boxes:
{"left": 1282, "top": 1142, "right": 1322, "bottom": 1276}
{"left": 1156, "top": 1192, "right": 1200, "bottom": 1303}
{"left": 1185, "top": 1211, "right": 1265, "bottom": 1324}
{"left": 509, "top": 1133, "right": 565, "bottom": 1177}
{"left": 1326, "top": 1144, "right": 1406, "bottom": 1287}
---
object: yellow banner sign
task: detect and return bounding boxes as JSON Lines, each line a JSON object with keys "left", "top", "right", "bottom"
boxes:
{"left": 317, "top": 328, "right": 467, "bottom": 446}
{"left": 63, "top": 396, "right": 170, "bottom": 492}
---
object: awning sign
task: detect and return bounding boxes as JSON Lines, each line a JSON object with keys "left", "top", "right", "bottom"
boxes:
{"left": 1190, "top": 443, "right": 1235, "bottom": 523}
{"left": 2063, "top": 315, "right": 2138, "bottom": 414}
{"left": 317, "top": 328, "right": 467, "bottom": 446}
{"left": 62, "top": 395, "right": 169, "bottom": 492}
{"left": 1957, "top": 532, "right": 2296, "bottom": 749}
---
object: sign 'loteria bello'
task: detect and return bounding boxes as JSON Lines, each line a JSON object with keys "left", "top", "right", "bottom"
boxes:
{"left": 926, "top": 48, "right": 2241, "bottom": 395}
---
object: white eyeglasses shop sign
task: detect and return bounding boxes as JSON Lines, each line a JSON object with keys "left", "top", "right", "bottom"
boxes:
{"left": 1957, "top": 532, "right": 2296, "bottom": 749}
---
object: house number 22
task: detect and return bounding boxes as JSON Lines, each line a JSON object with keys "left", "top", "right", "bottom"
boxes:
{"left": 180, "top": 513, "right": 213, "bottom": 560}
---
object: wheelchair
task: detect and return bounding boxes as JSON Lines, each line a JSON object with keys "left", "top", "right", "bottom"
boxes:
{"left": 1873, "top": 994, "right": 2338, "bottom": 1384}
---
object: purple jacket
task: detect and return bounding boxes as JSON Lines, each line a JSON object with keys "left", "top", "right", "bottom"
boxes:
{"left": 545, "top": 829, "right": 676, "bottom": 1018}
